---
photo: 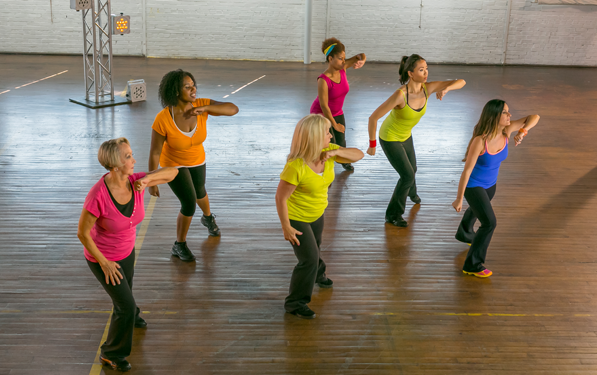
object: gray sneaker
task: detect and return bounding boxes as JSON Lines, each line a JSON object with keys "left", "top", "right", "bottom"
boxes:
{"left": 201, "top": 214, "right": 221, "bottom": 236}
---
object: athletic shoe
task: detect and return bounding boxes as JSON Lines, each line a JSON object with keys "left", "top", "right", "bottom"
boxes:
{"left": 391, "top": 216, "right": 408, "bottom": 227}
{"left": 463, "top": 269, "right": 492, "bottom": 278}
{"left": 201, "top": 214, "right": 221, "bottom": 236}
{"left": 134, "top": 316, "right": 147, "bottom": 328}
{"left": 410, "top": 195, "right": 421, "bottom": 204}
{"left": 171, "top": 241, "right": 196, "bottom": 262}
{"left": 317, "top": 278, "right": 334, "bottom": 288}
{"left": 287, "top": 305, "right": 317, "bottom": 319}
{"left": 341, "top": 163, "right": 354, "bottom": 171}
{"left": 100, "top": 356, "right": 131, "bottom": 372}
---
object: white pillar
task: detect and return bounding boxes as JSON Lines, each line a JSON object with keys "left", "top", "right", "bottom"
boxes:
{"left": 304, "top": 0, "right": 313, "bottom": 64}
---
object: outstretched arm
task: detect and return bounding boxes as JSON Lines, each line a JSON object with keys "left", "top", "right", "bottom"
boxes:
{"left": 134, "top": 167, "right": 179, "bottom": 191}
{"left": 507, "top": 114, "right": 540, "bottom": 146}
{"left": 452, "top": 136, "right": 484, "bottom": 212}
{"left": 426, "top": 79, "right": 466, "bottom": 101}
{"left": 345, "top": 53, "right": 367, "bottom": 69}
{"left": 367, "top": 89, "right": 406, "bottom": 155}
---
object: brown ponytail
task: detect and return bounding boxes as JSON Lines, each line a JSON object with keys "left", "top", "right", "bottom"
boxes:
{"left": 398, "top": 54, "right": 425, "bottom": 85}
{"left": 463, "top": 99, "right": 507, "bottom": 162}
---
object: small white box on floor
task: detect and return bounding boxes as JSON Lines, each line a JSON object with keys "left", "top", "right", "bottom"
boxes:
{"left": 126, "top": 80, "right": 146, "bottom": 103}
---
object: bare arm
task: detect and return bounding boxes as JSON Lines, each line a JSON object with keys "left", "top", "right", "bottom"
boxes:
{"left": 323, "top": 147, "right": 364, "bottom": 164}
{"left": 148, "top": 129, "right": 166, "bottom": 197}
{"left": 77, "top": 209, "right": 123, "bottom": 285}
{"left": 344, "top": 53, "right": 366, "bottom": 69}
{"left": 134, "top": 167, "right": 179, "bottom": 191}
{"left": 275, "top": 180, "right": 302, "bottom": 246}
{"left": 426, "top": 79, "right": 466, "bottom": 100}
{"left": 317, "top": 78, "right": 343, "bottom": 133}
{"left": 452, "top": 137, "right": 484, "bottom": 212}
{"left": 367, "top": 89, "right": 406, "bottom": 155}
{"left": 201, "top": 99, "right": 239, "bottom": 116}
{"left": 507, "top": 114, "right": 540, "bottom": 145}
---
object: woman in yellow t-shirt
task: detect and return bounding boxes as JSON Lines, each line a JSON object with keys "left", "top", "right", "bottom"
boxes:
{"left": 275, "top": 114, "right": 364, "bottom": 319}
{"left": 148, "top": 69, "right": 238, "bottom": 262}
{"left": 367, "top": 54, "right": 466, "bottom": 227}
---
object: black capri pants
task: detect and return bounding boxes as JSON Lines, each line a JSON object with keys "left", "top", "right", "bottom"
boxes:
{"left": 87, "top": 250, "right": 140, "bottom": 361}
{"left": 380, "top": 136, "right": 418, "bottom": 219}
{"left": 331, "top": 114, "right": 347, "bottom": 148}
{"left": 284, "top": 215, "right": 327, "bottom": 312}
{"left": 168, "top": 164, "right": 207, "bottom": 217}
{"left": 456, "top": 184, "right": 498, "bottom": 272}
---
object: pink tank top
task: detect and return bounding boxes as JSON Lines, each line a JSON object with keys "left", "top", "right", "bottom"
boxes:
{"left": 310, "top": 69, "right": 350, "bottom": 117}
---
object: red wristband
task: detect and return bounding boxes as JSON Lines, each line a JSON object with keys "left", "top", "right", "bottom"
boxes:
{"left": 518, "top": 128, "right": 528, "bottom": 136}
{"left": 369, "top": 140, "right": 377, "bottom": 148}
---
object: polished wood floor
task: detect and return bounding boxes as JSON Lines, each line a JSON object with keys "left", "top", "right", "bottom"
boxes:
{"left": 1, "top": 55, "right": 596, "bottom": 374}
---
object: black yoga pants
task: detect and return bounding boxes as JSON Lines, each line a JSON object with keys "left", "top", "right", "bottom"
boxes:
{"left": 456, "top": 184, "right": 497, "bottom": 272}
{"left": 380, "top": 136, "right": 418, "bottom": 219}
{"left": 331, "top": 114, "right": 346, "bottom": 148}
{"left": 87, "top": 250, "right": 140, "bottom": 361}
{"left": 167, "top": 164, "right": 207, "bottom": 217}
{"left": 284, "top": 215, "right": 327, "bottom": 312}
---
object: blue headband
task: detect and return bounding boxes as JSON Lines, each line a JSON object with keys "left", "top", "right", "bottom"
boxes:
{"left": 324, "top": 43, "right": 337, "bottom": 58}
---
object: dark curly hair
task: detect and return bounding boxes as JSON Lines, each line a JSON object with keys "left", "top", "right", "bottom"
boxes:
{"left": 158, "top": 69, "right": 196, "bottom": 108}
{"left": 321, "top": 37, "right": 345, "bottom": 63}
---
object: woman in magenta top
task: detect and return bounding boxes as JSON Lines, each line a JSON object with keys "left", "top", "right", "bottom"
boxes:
{"left": 77, "top": 137, "right": 178, "bottom": 372}
{"left": 310, "top": 37, "right": 366, "bottom": 171}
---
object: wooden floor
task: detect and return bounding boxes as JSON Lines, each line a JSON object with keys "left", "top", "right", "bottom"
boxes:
{"left": 1, "top": 55, "right": 597, "bottom": 374}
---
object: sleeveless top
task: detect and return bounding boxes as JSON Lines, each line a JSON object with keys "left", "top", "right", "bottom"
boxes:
{"left": 467, "top": 136, "right": 509, "bottom": 189}
{"left": 310, "top": 70, "right": 350, "bottom": 117}
{"left": 379, "top": 84, "right": 428, "bottom": 142}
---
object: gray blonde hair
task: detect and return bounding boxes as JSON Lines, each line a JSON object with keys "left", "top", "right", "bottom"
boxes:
{"left": 98, "top": 137, "right": 130, "bottom": 171}
{"left": 287, "top": 114, "right": 330, "bottom": 164}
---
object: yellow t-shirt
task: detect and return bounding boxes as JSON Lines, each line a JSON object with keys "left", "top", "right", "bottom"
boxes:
{"left": 151, "top": 98, "right": 210, "bottom": 167}
{"left": 280, "top": 143, "right": 340, "bottom": 223}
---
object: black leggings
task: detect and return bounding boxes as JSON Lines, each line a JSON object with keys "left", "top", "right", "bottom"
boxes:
{"left": 380, "top": 136, "right": 418, "bottom": 219}
{"left": 284, "top": 215, "right": 327, "bottom": 312}
{"left": 456, "top": 184, "right": 497, "bottom": 272}
{"left": 331, "top": 114, "right": 346, "bottom": 148}
{"left": 167, "top": 164, "right": 207, "bottom": 217}
{"left": 87, "top": 250, "right": 140, "bottom": 361}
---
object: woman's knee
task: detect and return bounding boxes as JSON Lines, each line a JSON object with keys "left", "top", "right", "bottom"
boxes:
{"left": 179, "top": 199, "right": 196, "bottom": 216}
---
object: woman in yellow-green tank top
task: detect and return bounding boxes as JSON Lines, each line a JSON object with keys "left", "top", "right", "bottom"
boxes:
{"left": 367, "top": 54, "right": 466, "bottom": 227}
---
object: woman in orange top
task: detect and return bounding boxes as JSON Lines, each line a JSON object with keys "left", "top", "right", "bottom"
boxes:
{"left": 149, "top": 69, "right": 238, "bottom": 261}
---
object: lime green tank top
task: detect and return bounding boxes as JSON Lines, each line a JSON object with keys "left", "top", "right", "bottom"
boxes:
{"left": 379, "top": 84, "right": 428, "bottom": 142}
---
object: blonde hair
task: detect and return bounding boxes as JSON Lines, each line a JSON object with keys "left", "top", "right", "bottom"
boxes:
{"left": 287, "top": 114, "right": 330, "bottom": 164}
{"left": 98, "top": 137, "right": 130, "bottom": 171}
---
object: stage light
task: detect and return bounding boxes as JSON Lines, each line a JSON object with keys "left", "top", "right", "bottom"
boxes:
{"left": 126, "top": 79, "right": 146, "bottom": 102}
{"left": 112, "top": 13, "right": 130, "bottom": 35}
{"left": 70, "top": 0, "right": 91, "bottom": 11}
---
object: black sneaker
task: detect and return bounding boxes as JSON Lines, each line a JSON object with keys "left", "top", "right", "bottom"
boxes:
{"left": 201, "top": 214, "right": 221, "bottom": 236}
{"left": 134, "top": 316, "right": 147, "bottom": 328}
{"left": 385, "top": 216, "right": 396, "bottom": 224}
{"left": 410, "top": 195, "right": 421, "bottom": 204}
{"left": 287, "top": 305, "right": 316, "bottom": 319}
{"left": 317, "top": 278, "right": 333, "bottom": 288}
{"left": 341, "top": 163, "right": 354, "bottom": 171}
{"left": 391, "top": 216, "right": 408, "bottom": 227}
{"left": 100, "top": 356, "right": 131, "bottom": 372}
{"left": 171, "top": 241, "right": 196, "bottom": 262}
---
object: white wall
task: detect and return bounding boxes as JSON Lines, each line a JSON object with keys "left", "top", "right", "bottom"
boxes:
{"left": 1, "top": 0, "right": 596, "bottom": 66}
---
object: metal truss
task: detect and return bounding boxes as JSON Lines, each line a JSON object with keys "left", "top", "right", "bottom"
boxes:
{"left": 81, "top": 0, "right": 114, "bottom": 103}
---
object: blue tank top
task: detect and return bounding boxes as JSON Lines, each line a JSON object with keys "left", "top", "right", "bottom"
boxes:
{"left": 467, "top": 137, "right": 508, "bottom": 189}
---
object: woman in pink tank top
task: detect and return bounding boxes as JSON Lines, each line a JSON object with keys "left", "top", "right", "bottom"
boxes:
{"left": 310, "top": 37, "right": 366, "bottom": 171}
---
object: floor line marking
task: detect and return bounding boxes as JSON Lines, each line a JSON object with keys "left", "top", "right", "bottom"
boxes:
{"left": 0, "top": 90, "right": 10, "bottom": 95}
{"left": 89, "top": 195, "right": 157, "bottom": 375}
{"left": 15, "top": 70, "right": 68, "bottom": 89}
{"left": 222, "top": 75, "right": 266, "bottom": 98}
{"left": 372, "top": 312, "right": 578, "bottom": 318}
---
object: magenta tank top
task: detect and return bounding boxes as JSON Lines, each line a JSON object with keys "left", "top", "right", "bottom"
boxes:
{"left": 310, "top": 69, "right": 350, "bottom": 117}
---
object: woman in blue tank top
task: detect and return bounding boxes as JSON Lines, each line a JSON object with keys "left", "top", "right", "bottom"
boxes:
{"left": 452, "top": 99, "right": 540, "bottom": 278}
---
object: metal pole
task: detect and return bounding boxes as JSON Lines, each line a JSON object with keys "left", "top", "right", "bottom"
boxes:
{"left": 304, "top": 0, "right": 312, "bottom": 64}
